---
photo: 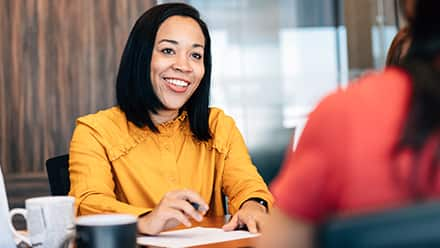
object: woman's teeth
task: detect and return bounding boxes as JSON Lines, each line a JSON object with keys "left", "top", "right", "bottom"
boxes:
{"left": 166, "top": 78, "right": 189, "bottom": 87}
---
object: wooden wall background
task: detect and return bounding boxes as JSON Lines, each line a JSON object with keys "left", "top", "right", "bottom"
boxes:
{"left": 0, "top": 0, "right": 154, "bottom": 209}
{"left": 0, "top": 0, "right": 154, "bottom": 175}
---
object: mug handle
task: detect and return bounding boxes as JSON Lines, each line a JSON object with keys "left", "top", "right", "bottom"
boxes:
{"left": 59, "top": 227, "right": 76, "bottom": 248}
{"left": 9, "top": 208, "right": 32, "bottom": 246}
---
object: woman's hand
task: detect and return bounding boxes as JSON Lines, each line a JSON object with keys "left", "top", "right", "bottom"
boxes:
{"left": 137, "top": 189, "right": 209, "bottom": 235}
{"left": 222, "top": 200, "right": 268, "bottom": 233}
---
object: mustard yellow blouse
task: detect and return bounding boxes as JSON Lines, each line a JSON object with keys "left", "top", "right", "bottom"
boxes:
{"left": 69, "top": 107, "right": 273, "bottom": 217}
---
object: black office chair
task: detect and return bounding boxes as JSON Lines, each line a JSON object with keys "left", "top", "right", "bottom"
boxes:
{"left": 317, "top": 201, "right": 440, "bottom": 248}
{"left": 45, "top": 154, "right": 70, "bottom": 196}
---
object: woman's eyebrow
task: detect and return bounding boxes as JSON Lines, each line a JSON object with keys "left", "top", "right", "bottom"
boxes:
{"left": 158, "top": 39, "right": 204, "bottom": 49}
{"left": 159, "top": 39, "right": 178, "bottom": 45}
{"left": 193, "top": 43, "right": 204, "bottom": 49}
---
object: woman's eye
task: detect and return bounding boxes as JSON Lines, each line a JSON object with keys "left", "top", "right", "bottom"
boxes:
{"left": 191, "top": 53, "right": 202, "bottom": 60}
{"left": 161, "top": 48, "right": 174, "bottom": 55}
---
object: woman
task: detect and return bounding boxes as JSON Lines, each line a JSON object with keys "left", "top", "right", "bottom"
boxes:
{"left": 68, "top": 3, "right": 272, "bottom": 235}
{"left": 260, "top": 0, "right": 440, "bottom": 247}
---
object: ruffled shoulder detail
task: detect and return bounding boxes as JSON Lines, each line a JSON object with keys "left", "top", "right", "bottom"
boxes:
{"left": 76, "top": 107, "right": 147, "bottom": 161}
{"left": 204, "top": 107, "right": 237, "bottom": 154}
{"left": 75, "top": 107, "right": 239, "bottom": 160}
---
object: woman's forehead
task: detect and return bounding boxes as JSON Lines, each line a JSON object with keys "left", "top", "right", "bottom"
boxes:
{"left": 155, "top": 16, "right": 205, "bottom": 46}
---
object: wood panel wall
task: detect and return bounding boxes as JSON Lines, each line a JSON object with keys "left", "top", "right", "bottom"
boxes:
{"left": 0, "top": 0, "right": 154, "bottom": 175}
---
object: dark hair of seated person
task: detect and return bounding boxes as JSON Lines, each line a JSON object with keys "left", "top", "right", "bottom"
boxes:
{"left": 386, "top": 0, "right": 416, "bottom": 66}
{"left": 116, "top": 3, "right": 212, "bottom": 141}
{"left": 392, "top": 0, "right": 440, "bottom": 197}
{"left": 385, "top": 27, "right": 412, "bottom": 66}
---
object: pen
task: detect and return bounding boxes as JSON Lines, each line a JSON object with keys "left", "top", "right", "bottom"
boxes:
{"left": 188, "top": 201, "right": 200, "bottom": 211}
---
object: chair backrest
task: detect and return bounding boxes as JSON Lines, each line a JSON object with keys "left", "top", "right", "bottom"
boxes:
{"left": 317, "top": 201, "right": 440, "bottom": 248}
{"left": 45, "top": 154, "right": 70, "bottom": 196}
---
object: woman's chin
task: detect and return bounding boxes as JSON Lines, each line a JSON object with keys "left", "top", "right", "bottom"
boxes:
{"left": 161, "top": 98, "right": 188, "bottom": 110}
{"left": 161, "top": 103, "right": 185, "bottom": 112}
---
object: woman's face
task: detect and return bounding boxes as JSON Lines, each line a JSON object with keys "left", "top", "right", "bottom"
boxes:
{"left": 150, "top": 15, "right": 205, "bottom": 111}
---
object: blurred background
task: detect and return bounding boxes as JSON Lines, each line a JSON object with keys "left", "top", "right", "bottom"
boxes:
{"left": 0, "top": 0, "right": 403, "bottom": 209}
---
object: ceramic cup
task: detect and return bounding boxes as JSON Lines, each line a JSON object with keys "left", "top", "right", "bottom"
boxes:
{"left": 74, "top": 214, "right": 137, "bottom": 248}
{"left": 9, "top": 196, "right": 75, "bottom": 248}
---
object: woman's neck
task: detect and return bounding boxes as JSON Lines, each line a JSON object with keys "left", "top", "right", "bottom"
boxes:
{"left": 149, "top": 109, "right": 179, "bottom": 125}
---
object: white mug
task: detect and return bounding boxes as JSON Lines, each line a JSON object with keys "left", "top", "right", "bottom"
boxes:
{"left": 9, "top": 196, "right": 75, "bottom": 248}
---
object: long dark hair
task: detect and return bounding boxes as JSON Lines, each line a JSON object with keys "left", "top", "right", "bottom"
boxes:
{"left": 116, "top": 3, "right": 212, "bottom": 141}
{"left": 394, "top": 0, "right": 440, "bottom": 196}
{"left": 386, "top": 27, "right": 411, "bottom": 66}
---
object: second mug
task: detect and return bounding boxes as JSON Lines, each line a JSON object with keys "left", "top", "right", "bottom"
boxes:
{"left": 8, "top": 196, "right": 75, "bottom": 248}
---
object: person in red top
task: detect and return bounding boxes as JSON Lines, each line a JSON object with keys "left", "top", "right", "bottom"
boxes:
{"left": 259, "top": 0, "right": 440, "bottom": 247}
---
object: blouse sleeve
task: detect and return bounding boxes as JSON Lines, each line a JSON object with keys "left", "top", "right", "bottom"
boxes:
{"left": 68, "top": 122, "right": 151, "bottom": 216}
{"left": 270, "top": 92, "right": 347, "bottom": 223}
{"left": 221, "top": 119, "right": 274, "bottom": 214}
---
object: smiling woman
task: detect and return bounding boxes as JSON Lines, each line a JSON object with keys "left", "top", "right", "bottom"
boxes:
{"left": 68, "top": 2, "right": 273, "bottom": 236}
{"left": 150, "top": 16, "right": 205, "bottom": 115}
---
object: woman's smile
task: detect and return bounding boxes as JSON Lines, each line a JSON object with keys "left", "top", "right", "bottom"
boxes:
{"left": 163, "top": 77, "right": 191, "bottom": 93}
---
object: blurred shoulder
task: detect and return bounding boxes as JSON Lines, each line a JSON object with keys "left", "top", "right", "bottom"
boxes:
{"left": 311, "top": 68, "right": 411, "bottom": 119}
{"left": 329, "top": 68, "right": 410, "bottom": 104}
{"left": 348, "top": 67, "right": 410, "bottom": 95}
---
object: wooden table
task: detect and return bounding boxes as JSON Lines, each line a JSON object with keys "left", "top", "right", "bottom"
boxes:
{"left": 140, "top": 216, "right": 258, "bottom": 248}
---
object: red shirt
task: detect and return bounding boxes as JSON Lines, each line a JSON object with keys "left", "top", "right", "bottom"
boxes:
{"left": 271, "top": 68, "right": 440, "bottom": 223}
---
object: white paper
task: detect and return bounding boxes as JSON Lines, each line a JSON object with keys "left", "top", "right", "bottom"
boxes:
{"left": 137, "top": 227, "right": 259, "bottom": 247}
{"left": 0, "top": 166, "right": 18, "bottom": 247}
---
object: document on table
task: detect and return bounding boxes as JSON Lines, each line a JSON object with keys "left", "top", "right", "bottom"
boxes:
{"left": 137, "top": 227, "right": 259, "bottom": 247}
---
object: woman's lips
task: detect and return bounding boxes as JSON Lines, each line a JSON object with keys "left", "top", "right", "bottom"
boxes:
{"left": 164, "top": 77, "right": 190, "bottom": 93}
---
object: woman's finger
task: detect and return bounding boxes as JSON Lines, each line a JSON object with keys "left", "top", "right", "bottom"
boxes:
{"left": 222, "top": 214, "right": 239, "bottom": 231}
{"left": 167, "top": 199, "right": 204, "bottom": 222}
{"left": 242, "top": 215, "right": 258, "bottom": 233}
{"left": 174, "top": 189, "right": 209, "bottom": 212}
{"left": 163, "top": 208, "right": 192, "bottom": 227}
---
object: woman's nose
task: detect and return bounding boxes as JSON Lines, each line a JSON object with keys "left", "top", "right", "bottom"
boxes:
{"left": 172, "top": 55, "right": 192, "bottom": 72}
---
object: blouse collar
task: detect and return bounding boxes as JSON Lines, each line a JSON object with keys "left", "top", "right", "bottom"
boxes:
{"left": 128, "top": 111, "right": 191, "bottom": 142}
